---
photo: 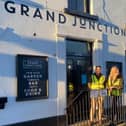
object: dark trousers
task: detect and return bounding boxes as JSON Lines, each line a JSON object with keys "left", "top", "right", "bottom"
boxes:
{"left": 111, "top": 96, "right": 122, "bottom": 121}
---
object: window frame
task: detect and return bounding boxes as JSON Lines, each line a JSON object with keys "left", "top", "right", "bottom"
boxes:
{"left": 64, "top": 0, "right": 98, "bottom": 21}
{"left": 68, "top": 0, "right": 90, "bottom": 14}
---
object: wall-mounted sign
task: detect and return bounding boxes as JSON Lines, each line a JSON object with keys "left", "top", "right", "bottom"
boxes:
{"left": 16, "top": 55, "right": 48, "bottom": 101}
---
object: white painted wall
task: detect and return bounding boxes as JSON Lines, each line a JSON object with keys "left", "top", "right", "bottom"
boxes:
{"left": 93, "top": 0, "right": 126, "bottom": 28}
{"left": 0, "top": 0, "right": 126, "bottom": 125}
{"left": 0, "top": 0, "right": 60, "bottom": 125}
{"left": 93, "top": 0, "right": 126, "bottom": 94}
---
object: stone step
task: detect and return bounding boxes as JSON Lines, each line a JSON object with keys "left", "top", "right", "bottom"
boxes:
{"left": 69, "top": 120, "right": 126, "bottom": 126}
{"left": 117, "top": 123, "right": 126, "bottom": 126}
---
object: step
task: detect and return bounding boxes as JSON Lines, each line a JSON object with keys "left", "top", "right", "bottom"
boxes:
{"left": 117, "top": 123, "right": 126, "bottom": 126}
{"left": 69, "top": 120, "right": 110, "bottom": 126}
{"left": 69, "top": 120, "right": 126, "bottom": 126}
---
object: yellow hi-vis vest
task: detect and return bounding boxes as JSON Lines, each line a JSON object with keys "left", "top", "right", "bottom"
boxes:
{"left": 68, "top": 82, "right": 74, "bottom": 92}
{"left": 107, "top": 77, "right": 122, "bottom": 96}
{"left": 90, "top": 74, "right": 105, "bottom": 90}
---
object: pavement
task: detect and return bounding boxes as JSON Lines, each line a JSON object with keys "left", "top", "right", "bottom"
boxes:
{"left": 117, "top": 123, "right": 126, "bottom": 126}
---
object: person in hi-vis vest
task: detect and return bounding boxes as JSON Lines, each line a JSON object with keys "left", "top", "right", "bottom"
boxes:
{"left": 67, "top": 81, "right": 74, "bottom": 105}
{"left": 88, "top": 66, "right": 105, "bottom": 124}
{"left": 106, "top": 66, "right": 123, "bottom": 121}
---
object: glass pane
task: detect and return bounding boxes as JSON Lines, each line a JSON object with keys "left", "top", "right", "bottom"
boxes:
{"left": 68, "top": 0, "right": 77, "bottom": 10}
{"left": 68, "top": 0, "right": 90, "bottom": 13}
{"left": 67, "top": 59, "right": 73, "bottom": 82}
{"left": 77, "top": 0, "right": 84, "bottom": 11}
{"left": 84, "top": 0, "right": 87, "bottom": 13}
{"left": 66, "top": 40, "right": 90, "bottom": 56}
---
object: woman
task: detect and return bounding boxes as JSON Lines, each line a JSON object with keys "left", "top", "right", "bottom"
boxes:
{"left": 106, "top": 66, "right": 123, "bottom": 122}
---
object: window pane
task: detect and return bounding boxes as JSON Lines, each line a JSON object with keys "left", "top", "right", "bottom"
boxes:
{"left": 84, "top": 0, "right": 87, "bottom": 12}
{"left": 77, "top": 0, "right": 84, "bottom": 12}
{"left": 68, "top": 0, "right": 90, "bottom": 13}
{"left": 66, "top": 40, "right": 90, "bottom": 56}
{"left": 68, "top": 0, "right": 77, "bottom": 10}
{"left": 86, "top": 0, "right": 90, "bottom": 13}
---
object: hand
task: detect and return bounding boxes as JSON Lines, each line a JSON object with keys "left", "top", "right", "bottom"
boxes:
{"left": 88, "top": 83, "right": 91, "bottom": 88}
{"left": 116, "top": 86, "right": 122, "bottom": 89}
{"left": 109, "top": 87, "right": 113, "bottom": 92}
{"left": 112, "top": 86, "right": 120, "bottom": 89}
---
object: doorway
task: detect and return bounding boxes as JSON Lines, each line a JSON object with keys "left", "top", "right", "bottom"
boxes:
{"left": 66, "top": 39, "right": 92, "bottom": 104}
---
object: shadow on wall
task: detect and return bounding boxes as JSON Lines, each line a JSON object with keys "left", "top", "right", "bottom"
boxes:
{"left": 0, "top": 27, "right": 56, "bottom": 55}
{"left": 100, "top": 0, "right": 124, "bottom": 30}
{"left": 0, "top": 26, "right": 66, "bottom": 99}
{"left": 94, "top": 34, "right": 126, "bottom": 92}
{"left": 102, "top": 0, "right": 112, "bottom": 22}
{"left": 0, "top": 27, "right": 66, "bottom": 83}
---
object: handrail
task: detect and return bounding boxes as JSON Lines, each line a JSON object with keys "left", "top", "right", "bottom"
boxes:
{"left": 66, "top": 89, "right": 90, "bottom": 125}
{"left": 66, "top": 89, "right": 126, "bottom": 126}
{"left": 66, "top": 89, "right": 89, "bottom": 109}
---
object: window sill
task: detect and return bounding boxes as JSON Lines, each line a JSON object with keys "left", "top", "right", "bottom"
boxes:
{"left": 64, "top": 8, "right": 99, "bottom": 21}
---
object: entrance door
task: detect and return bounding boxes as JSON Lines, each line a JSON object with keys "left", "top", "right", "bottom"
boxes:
{"left": 66, "top": 39, "right": 92, "bottom": 104}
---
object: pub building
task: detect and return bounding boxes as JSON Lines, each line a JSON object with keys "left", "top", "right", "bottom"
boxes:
{"left": 0, "top": 0, "right": 126, "bottom": 125}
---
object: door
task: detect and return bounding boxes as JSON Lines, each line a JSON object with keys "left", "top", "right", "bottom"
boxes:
{"left": 66, "top": 39, "right": 92, "bottom": 104}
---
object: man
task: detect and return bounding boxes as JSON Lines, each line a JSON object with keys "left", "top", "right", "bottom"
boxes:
{"left": 88, "top": 66, "right": 105, "bottom": 124}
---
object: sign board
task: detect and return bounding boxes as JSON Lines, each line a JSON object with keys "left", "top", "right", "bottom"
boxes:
{"left": 16, "top": 55, "right": 48, "bottom": 101}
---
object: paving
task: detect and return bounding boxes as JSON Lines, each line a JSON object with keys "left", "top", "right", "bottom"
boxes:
{"left": 69, "top": 120, "right": 126, "bottom": 126}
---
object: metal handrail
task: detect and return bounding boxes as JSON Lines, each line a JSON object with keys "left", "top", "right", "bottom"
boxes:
{"left": 66, "top": 89, "right": 89, "bottom": 109}
{"left": 66, "top": 89, "right": 126, "bottom": 126}
{"left": 66, "top": 89, "right": 90, "bottom": 125}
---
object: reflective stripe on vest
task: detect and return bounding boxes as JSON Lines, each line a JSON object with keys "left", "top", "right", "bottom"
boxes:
{"left": 107, "top": 78, "right": 122, "bottom": 96}
{"left": 90, "top": 74, "right": 105, "bottom": 90}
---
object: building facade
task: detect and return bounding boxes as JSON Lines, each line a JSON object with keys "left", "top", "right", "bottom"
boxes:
{"left": 0, "top": 0, "right": 126, "bottom": 125}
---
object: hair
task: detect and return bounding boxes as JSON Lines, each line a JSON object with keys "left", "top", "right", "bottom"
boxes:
{"left": 96, "top": 66, "right": 101, "bottom": 69}
{"left": 109, "top": 66, "right": 119, "bottom": 81}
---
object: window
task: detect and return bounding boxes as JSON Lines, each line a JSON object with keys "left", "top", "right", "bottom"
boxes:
{"left": 65, "top": 0, "right": 98, "bottom": 20}
{"left": 68, "top": 0, "right": 90, "bottom": 13}
{"left": 66, "top": 40, "right": 90, "bottom": 56}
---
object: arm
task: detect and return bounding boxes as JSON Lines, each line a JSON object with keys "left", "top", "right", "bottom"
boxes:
{"left": 111, "top": 78, "right": 123, "bottom": 89}
{"left": 105, "top": 78, "right": 113, "bottom": 92}
{"left": 88, "top": 75, "right": 92, "bottom": 89}
{"left": 88, "top": 82, "right": 91, "bottom": 89}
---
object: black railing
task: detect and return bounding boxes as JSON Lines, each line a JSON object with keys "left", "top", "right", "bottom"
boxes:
{"left": 103, "top": 95, "right": 125, "bottom": 125}
{"left": 66, "top": 89, "right": 90, "bottom": 125}
{"left": 66, "top": 90, "right": 126, "bottom": 126}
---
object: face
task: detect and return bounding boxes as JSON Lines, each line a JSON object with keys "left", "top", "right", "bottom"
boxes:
{"left": 110, "top": 66, "right": 119, "bottom": 77}
{"left": 114, "top": 68, "right": 119, "bottom": 76}
{"left": 95, "top": 67, "right": 101, "bottom": 75}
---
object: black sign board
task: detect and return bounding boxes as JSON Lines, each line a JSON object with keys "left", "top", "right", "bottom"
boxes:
{"left": 16, "top": 55, "right": 48, "bottom": 101}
